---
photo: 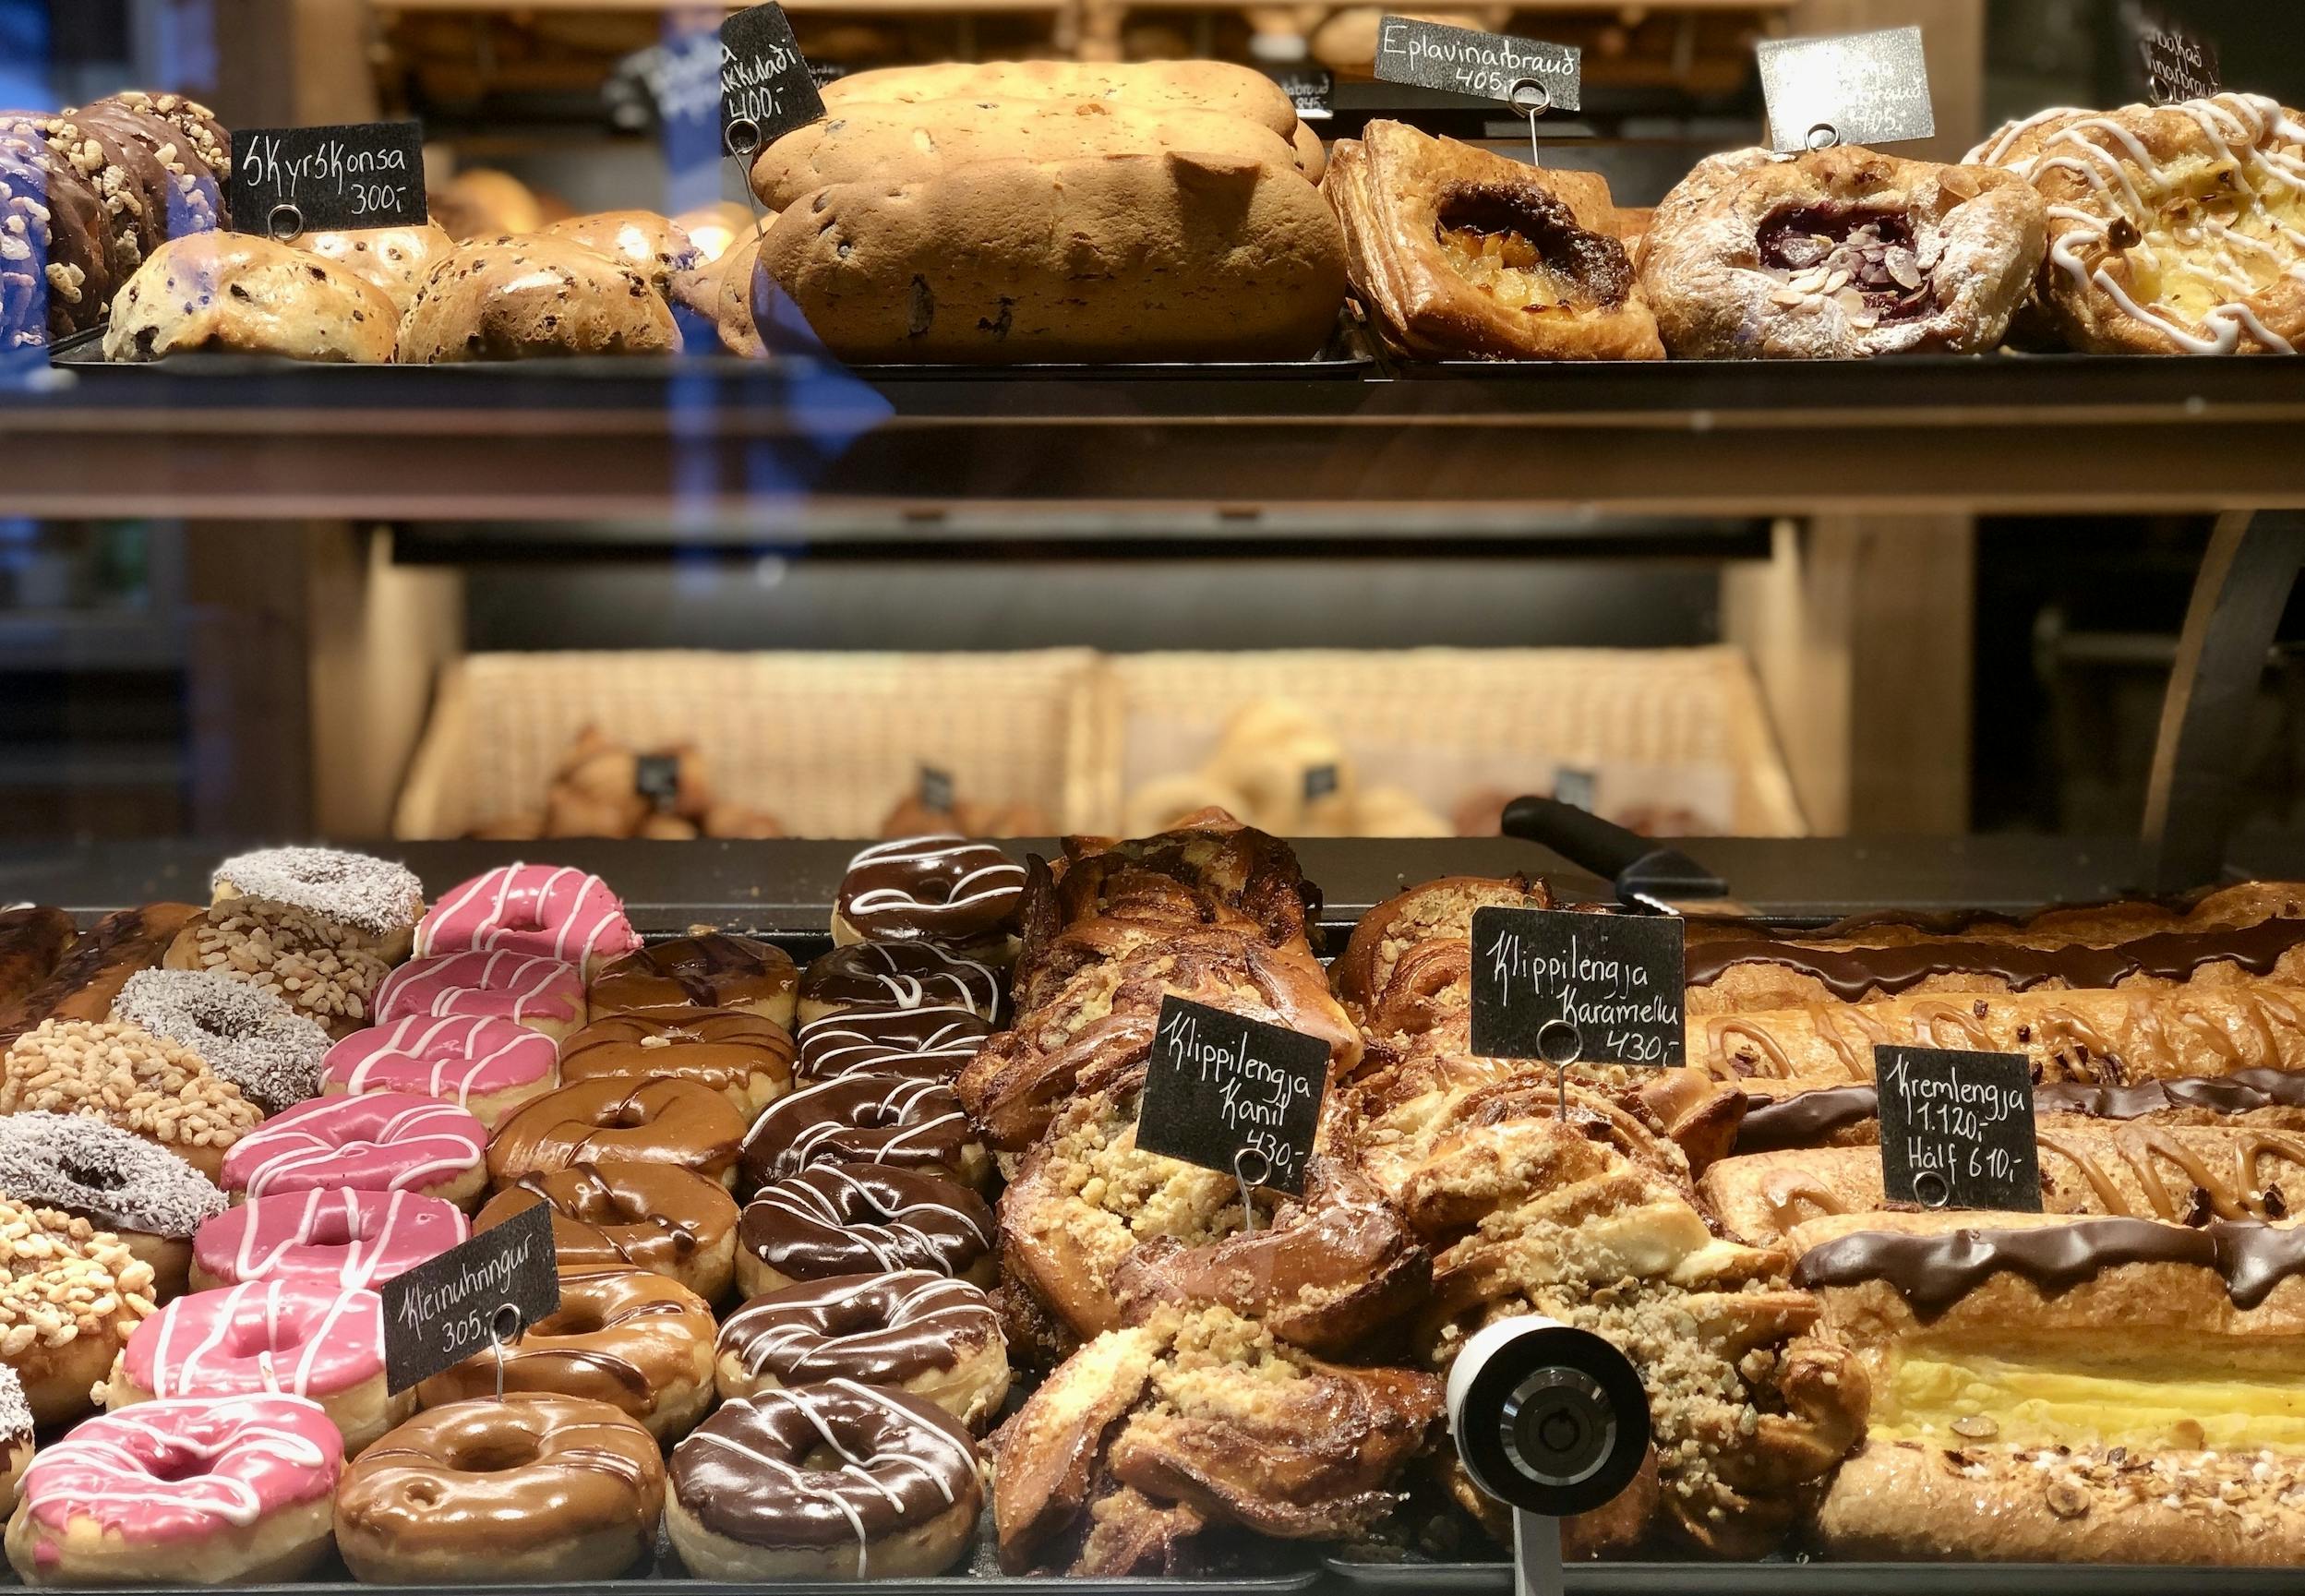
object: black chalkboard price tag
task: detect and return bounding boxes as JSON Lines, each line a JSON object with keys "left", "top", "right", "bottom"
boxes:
{"left": 1757, "top": 26, "right": 1936, "bottom": 154}
{"left": 1469, "top": 906, "right": 1683, "bottom": 1068}
{"left": 1135, "top": 995, "right": 1329, "bottom": 1197}
{"left": 634, "top": 753, "right": 681, "bottom": 808}
{"left": 380, "top": 1201, "right": 559, "bottom": 1394}
{"left": 722, "top": 3, "right": 825, "bottom": 158}
{"left": 1303, "top": 763, "right": 1339, "bottom": 802}
{"left": 228, "top": 123, "right": 426, "bottom": 238}
{"left": 1373, "top": 17, "right": 1581, "bottom": 113}
{"left": 2133, "top": 9, "right": 2220, "bottom": 103}
{"left": 919, "top": 765, "right": 955, "bottom": 814}
{"left": 1875, "top": 1046, "right": 2042, "bottom": 1213}
{"left": 1271, "top": 66, "right": 1335, "bottom": 122}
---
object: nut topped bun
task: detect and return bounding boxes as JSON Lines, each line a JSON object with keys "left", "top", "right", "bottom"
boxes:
{"left": 398, "top": 234, "right": 681, "bottom": 363}
{"left": 102, "top": 232, "right": 397, "bottom": 363}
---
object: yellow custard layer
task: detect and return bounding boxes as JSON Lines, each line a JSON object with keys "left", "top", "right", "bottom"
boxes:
{"left": 1437, "top": 227, "right": 1583, "bottom": 310}
{"left": 1874, "top": 1341, "right": 2305, "bottom": 1450}
{"left": 2128, "top": 151, "right": 2305, "bottom": 320}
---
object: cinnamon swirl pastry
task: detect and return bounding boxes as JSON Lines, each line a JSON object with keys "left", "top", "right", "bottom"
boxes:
{"left": 1694, "top": 981, "right": 2305, "bottom": 1086}
{"left": 993, "top": 1303, "right": 1441, "bottom": 1575}
{"left": 1971, "top": 94, "right": 2305, "bottom": 355}
{"left": 1639, "top": 145, "right": 2046, "bottom": 359}
{"left": 1325, "top": 121, "right": 1664, "bottom": 360}
{"left": 1329, "top": 874, "right": 1551, "bottom": 1030}
{"left": 1027, "top": 809, "right": 1320, "bottom": 960}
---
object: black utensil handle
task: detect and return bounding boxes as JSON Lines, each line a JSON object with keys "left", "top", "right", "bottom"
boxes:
{"left": 1501, "top": 796, "right": 1729, "bottom": 903}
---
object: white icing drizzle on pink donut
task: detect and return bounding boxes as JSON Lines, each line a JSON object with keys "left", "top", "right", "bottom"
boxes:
{"left": 373, "top": 951, "right": 584, "bottom": 1028}
{"left": 414, "top": 864, "right": 640, "bottom": 967}
{"left": 20, "top": 1395, "right": 341, "bottom": 1544}
{"left": 193, "top": 1189, "right": 467, "bottom": 1290}
{"left": 125, "top": 1280, "right": 384, "bottom": 1401}
{"left": 1982, "top": 92, "right": 2305, "bottom": 354}
{"left": 322, "top": 1014, "right": 557, "bottom": 1107}
{"left": 219, "top": 1092, "right": 486, "bottom": 1199}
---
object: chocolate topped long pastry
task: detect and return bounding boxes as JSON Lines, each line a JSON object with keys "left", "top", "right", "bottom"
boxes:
{"left": 1695, "top": 980, "right": 2305, "bottom": 1086}
{"left": 1793, "top": 1209, "right": 2305, "bottom": 1564}
{"left": 1689, "top": 880, "right": 2305, "bottom": 1015}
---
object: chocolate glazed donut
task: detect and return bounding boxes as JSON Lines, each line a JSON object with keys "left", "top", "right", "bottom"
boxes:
{"left": 475, "top": 1162, "right": 740, "bottom": 1304}
{"left": 715, "top": 1271, "right": 1009, "bottom": 1429}
{"left": 415, "top": 1266, "right": 717, "bottom": 1442}
{"left": 666, "top": 1381, "right": 983, "bottom": 1580}
{"left": 796, "top": 942, "right": 1001, "bottom": 1024}
{"left": 588, "top": 934, "right": 798, "bottom": 1026}
{"left": 833, "top": 837, "right": 1026, "bottom": 955}
{"left": 334, "top": 1394, "right": 666, "bottom": 1583}
{"left": 738, "top": 1075, "right": 990, "bottom": 1194}
{"left": 738, "top": 1163, "right": 995, "bottom": 1294}
{"left": 795, "top": 1006, "right": 990, "bottom": 1084}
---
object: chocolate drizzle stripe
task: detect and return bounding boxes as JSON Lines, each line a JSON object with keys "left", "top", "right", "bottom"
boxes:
{"left": 1792, "top": 1217, "right": 2305, "bottom": 1314}
{"left": 1689, "top": 913, "right": 2305, "bottom": 999}
{"left": 1740, "top": 1067, "right": 2305, "bottom": 1153}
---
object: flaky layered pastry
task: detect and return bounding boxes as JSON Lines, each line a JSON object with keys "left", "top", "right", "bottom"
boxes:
{"left": 999, "top": 1069, "right": 1427, "bottom": 1364}
{"left": 1639, "top": 145, "right": 2046, "bottom": 358}
{"left": 1022, "top": 809, "right": 1321, "bottom": 967}
{"left": 1330, "top": 874, "right": 1551, "bottom": 1030}
{"left": 1325, "top": 120, "right": 1663, "bottom": 361}
{"left": 1703, "top": 1122, "right": 2305, "bottom": 1244}
{"left": 1694, "top": 980, "right": 2305, "bottom": 1085}
{"left": 1970, "top": 93, "right": 2305, "bottom": 355}
{"left": 992, "top": 1303, "right": 1442, "bottom": 1575}
{"left": 1793, "top": 1210, "right": 2305, "bottom": 1561}
{"left": 1357, "top": 1074, "right": 1867, "bottom": 1555}
{"left": 1688, "top": 879, "right": 2305, "bottom": 1016}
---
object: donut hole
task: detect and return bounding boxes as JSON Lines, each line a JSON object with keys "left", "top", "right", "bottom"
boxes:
{"left": 1434, "top": 179, "right": 1631, "bottom": 311}
{"left": 190, "top": 999, "right": 246, "bottom": 1035}
{"left": 548, "top": 1307, "right": 606, "bottom": 1336}
{"left": 144, "top": 1447, "right": 213, "bottom": 1484}
{"left": 449, "top": 1433, "right": 543, "bottom": 1473}
{"left": 307, "top": 1206, "right": 362, "bottom": 1246}
{"left": 61, "top": 1158, "right": 127, "bottom": 1193}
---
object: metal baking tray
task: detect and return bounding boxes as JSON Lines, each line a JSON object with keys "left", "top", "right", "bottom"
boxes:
{"left": 43, "top": 325, "right": 1375, "bottom": 381}
{"left": 1324, "top": 1555, "right": 2305, "bottom": 1593}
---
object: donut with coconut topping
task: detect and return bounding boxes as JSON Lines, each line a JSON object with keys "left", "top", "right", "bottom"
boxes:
{"left": 0, "top": 1112, "right": 224, "bottom": 1300}
{"left": 210, "top": 846, "right": 425, "bottom": 960}
{"left": 114, "top": 967, "right": 330, "bottom": 1114}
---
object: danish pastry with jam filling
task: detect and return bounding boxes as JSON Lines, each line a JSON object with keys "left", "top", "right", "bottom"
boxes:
{"left": 1324, "top": 119, "right": 1663, "bottom": 361}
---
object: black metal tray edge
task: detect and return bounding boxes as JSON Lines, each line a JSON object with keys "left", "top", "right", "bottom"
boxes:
{"left": 15, "top": 1580, "right": 1320, "bottom": 1595}
{"left": 1323, "top": 1556, "right": 2305, "bottom": 1592}
{"left": 42, "top": 326, "right": 1375, "bottom": 382}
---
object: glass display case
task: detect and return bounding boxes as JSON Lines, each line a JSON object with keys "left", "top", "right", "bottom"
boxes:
{"left": 6, "top": 0, "right": 2305, "bottom": 1589}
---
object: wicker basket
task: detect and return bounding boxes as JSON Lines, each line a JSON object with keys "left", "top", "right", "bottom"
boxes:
{"left": 1081, "top": 647, "right": 1805, "bottom": 838}
{"left": 394, "top": 650, "right": 1101, "bottom": 839}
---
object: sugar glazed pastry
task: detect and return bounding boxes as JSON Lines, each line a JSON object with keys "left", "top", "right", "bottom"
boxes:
{"left": 397, "top": 234, "right": 681, "bottom": 363}
{"left": 1639, "top": 145, "right": 2047, "bottom": 358}
{"left": 102, "top": 232, "right": 398, "bottom": 363}
{"left": 1325, "top": 120, "right": 1663, "bottom": 360}
{"left": 760, "top": 150, "right": 1348, "bottom": 364}
{"left": 1971, "top": 93, "right": 2305, "bottom": 354}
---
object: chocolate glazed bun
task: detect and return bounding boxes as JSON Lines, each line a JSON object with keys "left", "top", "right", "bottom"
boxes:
{"left": 588, "top": 934, "right": 798, "bottom": 1026}
{"left": 738, "top": 1162, "right": 995, "bottom": 1294}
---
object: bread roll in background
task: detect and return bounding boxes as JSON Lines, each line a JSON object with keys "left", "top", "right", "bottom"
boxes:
{"left": 818, "top": 58, "right": 1299, "bottom": 135}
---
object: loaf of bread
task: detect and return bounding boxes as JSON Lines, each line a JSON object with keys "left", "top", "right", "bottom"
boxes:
{"left": 750, "top": 98, "right": 1301, "bottom": 211}
{"left": 397, "top": 234, "right": 680, "bottom": 363}
{"left": 760, "top": 150, "right": 1346, "bottom": 363}
{"left": 103, "top": 233, "right": 397, "bottom": 363}
{"left": 541, "top": 210, "right": 700, "bottom": 293}
{"left": 819, "top": 59, "right": 1298, "bottom": 136}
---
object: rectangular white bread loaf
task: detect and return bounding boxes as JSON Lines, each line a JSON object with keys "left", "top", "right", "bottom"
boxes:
{"left": 752, "top": 98, "right": 1302, "bottom": 211}
{"left": 818, "top": 59, "right": 1299, "bottom": 136}
{"left": 761, "top": 150, "right": 1348, "bottom": 364}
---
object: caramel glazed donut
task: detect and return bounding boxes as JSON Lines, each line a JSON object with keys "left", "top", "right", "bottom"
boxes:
{"left": 667, "top": 1380, "right": 984, "bottom": 1579}
{"left": 416, "top": 1265, "right": 717, "bottom": 1443}
{"left": 334, "top": 1394, "right": 666, "bottom": 1584}
{"left": 738, "top": 1162, "right": 996, "bottom": 1295}
{"left": 474, "top": 1161, "right": 740, "bottom": 1305}
{"left": 716, "top": 1270, "right": 1009, "bottom": 1430}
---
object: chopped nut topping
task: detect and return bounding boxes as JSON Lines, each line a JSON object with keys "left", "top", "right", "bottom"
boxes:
{"left": 181, "top": 903, "right": 390, "bottom": 1027}
{"left": 0, "top": 1019, "right": 260, "bottom": 1148}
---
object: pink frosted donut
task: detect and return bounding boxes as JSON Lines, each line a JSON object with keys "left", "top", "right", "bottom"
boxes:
{"left": 192, "top": 1189, "right": 468, "bottom": 1292}
{"left": 414, "top": 864, "right": 641, "bottom": 976}
{"left": 372, "top": 950, "right": 587, "bottom": 1041}
{"left": 220, "top": 1093, "right": 488, "bottom": 1210}
{"left": 105, "top": 1281, "right": 407, "bottom": 1456}
{"left": 7, "top": 1394, "right": 342, "bottom": 1582}
{"left": 322, "top": 1014, "right": 559, "bottom": 1127}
